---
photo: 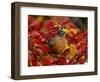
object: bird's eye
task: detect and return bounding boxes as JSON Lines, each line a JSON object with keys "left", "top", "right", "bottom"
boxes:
{"left": 61, "top": 27, "right": 63, "bottom": 29}
{"left": 63, "top": 26, "right": 66, "bottom": 28}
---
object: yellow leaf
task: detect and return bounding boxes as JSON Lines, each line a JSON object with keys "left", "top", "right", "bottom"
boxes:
{"left": 70, "top": 28, "right": 80, "bottom": 34}
{"left": 69, "top": 44, "right": 77, "bottom": 59}
{"left": 63, "top": 28, "right": 70, "bottom": 33}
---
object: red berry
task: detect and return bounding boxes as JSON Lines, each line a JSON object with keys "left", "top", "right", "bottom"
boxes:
{"left": 41, "top": 44, "right": 49, "bottom": 52}
{"left": 58, "top": 57, "right": 67, "bottom": 65}
{"left": 60, "top": 17, "right": 70, "bottom": 25}
{"left": 44, "top": 20, "right": 55, "bottom": 31}
{"left": 43, "top": 56, "right": 54, "bottom": 65}
{"left": 31, "top": 59, "right": 41, "bottom": 66}
{"left": 28, "top": 16, "right": 35, "bottom": 25}
{"left": 29, "top": 30, "right": 41, "bottom": 39}
{"left": 29, "top": 20, "right": 41, "bottom": 31}
{"left": 78, "top": 55, "right": 86, "bottom": 64}
{"left": 68, "top": 59, "right": 76, "bottom": 64}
